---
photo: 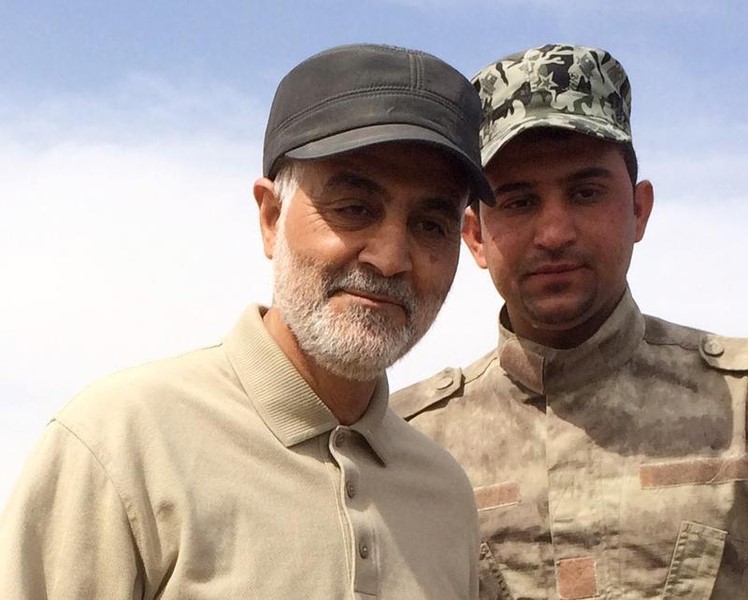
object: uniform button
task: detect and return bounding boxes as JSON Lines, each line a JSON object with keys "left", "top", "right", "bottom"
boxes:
{"left": 334, "top": 431, "right": 345, "bottom": 447}
{"left": 435, "top": 376, "right": 452, "bottom": 390}
{"left": 346, "top": 481, "right": 357, "bottom": 498}
{"left": 703, "top": 339, "right": 725, "bottom": 357}
{"left": 358, "top": 542, "right": 369, "bottom": 559}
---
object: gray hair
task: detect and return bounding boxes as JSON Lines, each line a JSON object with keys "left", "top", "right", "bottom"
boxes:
{"left": 273, "top": 160, "right": 306, "bottom": 219}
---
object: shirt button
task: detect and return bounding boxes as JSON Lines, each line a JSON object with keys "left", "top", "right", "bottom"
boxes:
{"left": 346, "top": 481, "right": 356, "bottom": 498}
{"left": 435, "top": 376, "right": 452, "bottom": 390}
{"left": 703, "top": 339, "right": 725, "bottom": 357}
{"left": 358, "top": 542, "right": 369, "bottom": 559}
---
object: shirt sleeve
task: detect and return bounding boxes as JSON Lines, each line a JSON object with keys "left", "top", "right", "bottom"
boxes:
{"left": 0, "top": 421, "right": 144, "bottom": 599}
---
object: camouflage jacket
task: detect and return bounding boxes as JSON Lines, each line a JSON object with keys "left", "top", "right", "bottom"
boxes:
{"left": 392, "top": 289, "right": 748, "bottom": 599}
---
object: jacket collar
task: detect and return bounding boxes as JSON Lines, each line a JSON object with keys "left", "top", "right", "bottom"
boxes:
{"left": 497, "top": 288, "right": 645, "bottom": 395}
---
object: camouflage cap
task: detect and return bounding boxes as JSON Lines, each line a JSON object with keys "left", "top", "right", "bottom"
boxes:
{"left": 473, "top": 44, "right": 632, "bottom": 167}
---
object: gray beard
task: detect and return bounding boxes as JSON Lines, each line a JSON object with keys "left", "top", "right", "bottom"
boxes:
{"left": 271, "top": 227, "right": 444, "bottom": 382}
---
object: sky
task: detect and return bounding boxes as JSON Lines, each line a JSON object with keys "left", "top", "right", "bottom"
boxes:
{"left": 2, "top": 0, "right": 747, "bottom": 507}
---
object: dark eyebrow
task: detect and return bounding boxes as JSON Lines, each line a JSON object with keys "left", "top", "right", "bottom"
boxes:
{"left": 418, "top": 197, "right": 463, "bottom": 223}
{"left": 493, "top": 181, "right": 533, "bottom": 195}
{"left": 321, "top": 171, "right": 384, "bottom": 196}
{"left": 493, "top": 167, "right": 614, "bottom": 195}
{"left": 566, "top": 167, "right": 614, "bottom": 182}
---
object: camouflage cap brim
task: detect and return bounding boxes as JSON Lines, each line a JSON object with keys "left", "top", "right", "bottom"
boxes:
{"left": 480, "top": 112, "right": 631, "bottom": 166}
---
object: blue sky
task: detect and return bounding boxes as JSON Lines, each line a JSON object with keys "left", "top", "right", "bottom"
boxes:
{"left": 2, "top": 1, "right": 747, "bottom": 505}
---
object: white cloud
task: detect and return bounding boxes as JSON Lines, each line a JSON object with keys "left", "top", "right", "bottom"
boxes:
{"left": 629, "top": 194, "right": 748, "bottom": 336}
{"left": 1, "top": 136, "right": 268, "bottom": 390}
{"left": 0, "top": 79, "right": 271, "bottom": 505}
{"left": 1, "top": 71, "right": 265, "bottom": 147}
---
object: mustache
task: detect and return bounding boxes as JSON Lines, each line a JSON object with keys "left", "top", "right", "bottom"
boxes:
{"left": 326, "top": 268, "right": 416, "bottom": 317}
{"left": 520, "top": 248, "right": 589, "bottom": 275}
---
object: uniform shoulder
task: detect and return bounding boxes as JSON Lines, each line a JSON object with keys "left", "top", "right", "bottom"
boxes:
{"left": 390, "top": 350, "right": 496, "bottom": 420}
{"left": 697, "top": 332, "right": 748, "bottom": 372}
{"left": 643, "top": 315, "right": 748, "bottom": 372}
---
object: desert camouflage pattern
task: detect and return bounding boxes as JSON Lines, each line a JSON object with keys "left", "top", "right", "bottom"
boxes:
{"left": 392, "top": 290, "right": 748, "bottom": 599}
{"left": 473, "top": 44, "right": 632, "bottom": 167}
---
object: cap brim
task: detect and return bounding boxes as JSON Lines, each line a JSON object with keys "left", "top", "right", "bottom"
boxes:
{"left": 481, "top": 113, "right": 631, "bottom": 168}
{"left": 285, "top": 123, "right": 495, "bottom": 205}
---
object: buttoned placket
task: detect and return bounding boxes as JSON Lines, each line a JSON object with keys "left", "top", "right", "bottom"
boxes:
{"left": 329, "top": 425, "right": 379, "bottom": 598}
{"left": 498, "top": 292, "right": 645, "bottom": 599}
{"left": 545, "top": 389, "right": 610, "bottom": 600}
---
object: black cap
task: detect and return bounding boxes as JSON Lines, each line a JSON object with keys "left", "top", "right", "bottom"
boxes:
{"left": 262, "top": 44, "right": 495, "bottom": 205}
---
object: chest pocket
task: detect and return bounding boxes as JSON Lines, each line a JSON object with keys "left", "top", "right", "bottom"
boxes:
{"left": 639, "top": 455, "right": 748, "bottom": 600}
{"left": 661, "top": 521, "right": 726, "bottom": 600}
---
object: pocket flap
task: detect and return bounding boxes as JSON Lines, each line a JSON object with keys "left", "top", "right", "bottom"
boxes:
{"left": 474, "top": 481, "right": 520, "bottom": 511}
{"left": 640, "top": 455, "right": 748, "bottom": 488}
{"left": 662, "top": 521, "right": 726, "bottom": 599}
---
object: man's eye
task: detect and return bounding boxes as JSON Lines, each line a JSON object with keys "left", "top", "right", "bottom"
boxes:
{"left": 571, "top": 187, "right": 602, "bottom": 204}
{"left": 319, "top": 200, "right": 380, "bottom": 230}
{"left": 412, "top": 214, "right": 460, "bottom": 241}
{"left": 327, "top": 202, "right": 379, "bottom": 225}
{"left": 416, "top": 219, "right": 446, "bottom": 236}
{"left": 500, "top": 196, "right": 535, "bottom": 211}
{"left": 335, "top": 203, "right": 370, "bottom": 217}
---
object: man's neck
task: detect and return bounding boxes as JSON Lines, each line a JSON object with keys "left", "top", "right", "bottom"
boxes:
{"left": 504, "top": 292, "right": 628, "bottom": 349}
{"left": 262, "top": 307, "right": 376, "bottom": 425}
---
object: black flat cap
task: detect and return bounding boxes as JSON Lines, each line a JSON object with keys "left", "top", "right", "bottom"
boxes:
{"left": 262, "top": 43, "right": 494, "bottom": 205}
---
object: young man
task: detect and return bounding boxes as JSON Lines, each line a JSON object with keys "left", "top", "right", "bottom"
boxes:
{"left": 394, "top": 44, "right": 748, "bottom": 599}
{"left": 0, "top": 44, "right": 494, "bottom": 599}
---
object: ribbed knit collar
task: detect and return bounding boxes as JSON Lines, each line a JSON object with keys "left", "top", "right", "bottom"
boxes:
{"left": 223, "top": 304, "right": 390, "bottom": 463}
{"left": 497, "top": 287, "right": 645, "bottom": 396}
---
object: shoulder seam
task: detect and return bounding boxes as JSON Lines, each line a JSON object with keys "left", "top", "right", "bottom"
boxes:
{"left": 51, "top": 419, "right": 146, "bottom": 561}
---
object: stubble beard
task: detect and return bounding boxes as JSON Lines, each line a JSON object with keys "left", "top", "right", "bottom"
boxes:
{"left": 271, "top": 227, "right": 447, "bottom": 382}
{"left": 520, "top": 284, "right": 597, "bottom": 327}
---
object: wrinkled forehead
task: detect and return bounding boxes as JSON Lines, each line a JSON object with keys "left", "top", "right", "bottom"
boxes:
{"left": 303, "top": 142, "right": 472, "bottom": 201}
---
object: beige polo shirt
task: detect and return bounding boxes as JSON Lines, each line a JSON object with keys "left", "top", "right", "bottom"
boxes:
{"left": 0, "top": 305, "right": 478, "bottom": 599}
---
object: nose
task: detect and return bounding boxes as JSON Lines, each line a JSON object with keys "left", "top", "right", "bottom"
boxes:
{"left": 358, "top": 221, "right": 413, "bottom": 277}
{"left": 533, "top": 198, "right": 577, "bottom": 251}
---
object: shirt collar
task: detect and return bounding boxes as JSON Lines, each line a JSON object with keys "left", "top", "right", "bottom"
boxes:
{"left": 497, "top": 287, "right": 645, "bottom": 395}
{"left": 349, "top": 376, "right": 391, "bottom": 465}
{"left": 223, "top": 304, "right": 390, "bottom": 463}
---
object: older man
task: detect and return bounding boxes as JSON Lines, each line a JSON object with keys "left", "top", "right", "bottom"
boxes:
{"left": 394, "top": 44, "right": 748, "bottom": 599}
{"left": 0, "top": 44, "right": 493, "bottom": 599}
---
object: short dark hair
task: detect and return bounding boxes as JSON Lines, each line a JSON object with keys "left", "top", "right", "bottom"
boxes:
{"left": 620, "top": 141, "right": 638, "bottom": 187}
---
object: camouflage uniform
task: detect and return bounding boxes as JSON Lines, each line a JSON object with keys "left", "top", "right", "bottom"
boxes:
{"left": 393, "top": 45, "right": 748, "bottom": 599}
{"left": 393, "top": 290, "right": 748, "bottom": 599}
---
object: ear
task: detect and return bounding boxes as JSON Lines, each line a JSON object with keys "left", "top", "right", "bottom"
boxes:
{"left": 253, "top": 177, "right": 282, "bottom": 259}
{"left": 461, "top": 205, "right": 488, "bottom": 269}
{"left": 632, "top": 179, "right": 654, "bottom": 243}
